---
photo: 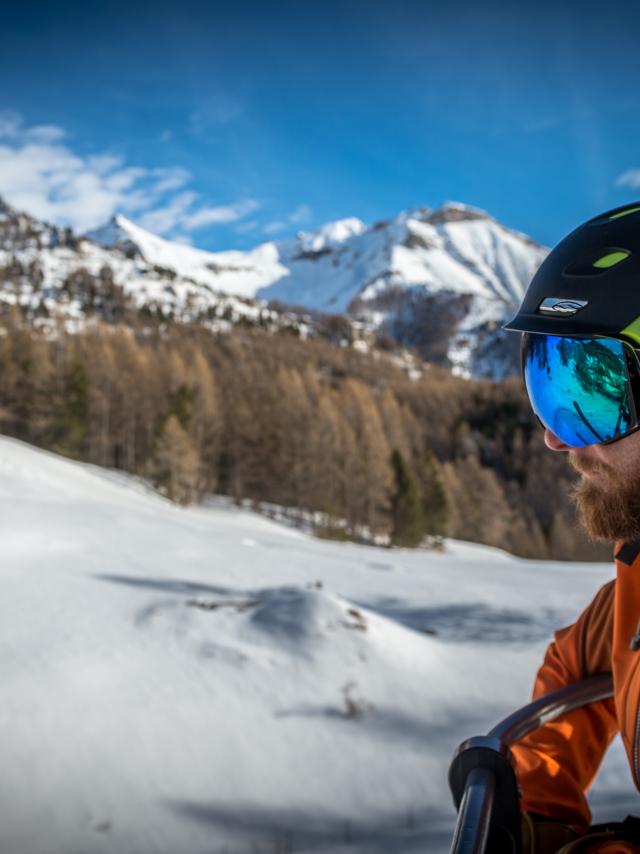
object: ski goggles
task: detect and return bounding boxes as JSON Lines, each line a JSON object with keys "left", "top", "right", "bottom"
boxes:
{"left": 521, "top": 333, "right": 640, "bottom": 447}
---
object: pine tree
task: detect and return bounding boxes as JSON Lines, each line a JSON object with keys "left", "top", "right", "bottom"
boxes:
{"left": 54, "top": 362, "right": 89, "bottom": 457}
{"left": 390, "top": 449, "right": 425, "bottom": 547}
{"left": 419, "top": 447, "right": 449, "bottom": 539}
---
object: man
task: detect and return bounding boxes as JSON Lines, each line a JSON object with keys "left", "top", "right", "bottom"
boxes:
{"left": 503, "top": 202, "right": 640, "bottom": 852}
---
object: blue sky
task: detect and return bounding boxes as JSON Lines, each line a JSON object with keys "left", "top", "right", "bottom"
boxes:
{"left": 2, "top": 0, "right": 640, "bottom": 250}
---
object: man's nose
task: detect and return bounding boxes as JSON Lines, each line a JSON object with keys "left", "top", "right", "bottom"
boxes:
{"left": 544, "top": 428, "right": 573, "bottom": 452}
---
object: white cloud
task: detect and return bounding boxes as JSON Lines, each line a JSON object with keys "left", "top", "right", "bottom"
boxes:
{"left": 615, "top": 169, "right": 640, "bottom": 189}
{"left": 0, "top": 111, "right": 22, "bottom": 139}
{"left": 263, "top": 220, "right": 287, "bottom": 235}
{"left": 234, "top": 219, "right": 260, "bottom": 235}
{"left": 188, "top": 95, "right": 244, "bottom": 135}
{"left": 0, "top": 112, "right": 67, "bottom": 144}
{"left": 25, "top": 125, "right": 67, "bottom": 144}
{"left": 87, "top": 154, "right": 124, "bottom": 176}
{"left": 151, "top": 166, "right": 192, "bottom": 194}
{"left": 184, "top": 199, "right": 259, "bottom": 229}
{"left": 140, "top": 195, "right": 259, "bottom": 234}
{"left": 0, "top": 114, "right": 260, "bottom": 236}
{"left": 137, "top": 191, "right": 199, "bottom": 234}
{"left": 262, "top": 203, "right": 313, "bottom": 235}
{"left": 288, "top": 204, "right": 312, "bottom": 225}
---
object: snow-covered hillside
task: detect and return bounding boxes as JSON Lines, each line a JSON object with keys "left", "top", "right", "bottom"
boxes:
{"left": 0, "top": 197, "right": 546, "bottom": 377}
{"left": 0, "top": 201, "right": 294, "bottom": 333}
{"left": 0, "top": 437, "right": 631, "bottom": 853}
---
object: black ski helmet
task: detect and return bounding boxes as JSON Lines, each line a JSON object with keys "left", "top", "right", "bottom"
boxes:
{"left": 503, "top": 202, "right": 640, "bottom": 347}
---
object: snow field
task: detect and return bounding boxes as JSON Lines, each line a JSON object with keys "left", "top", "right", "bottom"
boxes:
{"left": 0, "top": 436, "right": 630, "bottom": 853}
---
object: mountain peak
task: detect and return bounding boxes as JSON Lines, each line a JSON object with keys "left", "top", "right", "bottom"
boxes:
{"left": 427, "top": 201, "right": 491, "bottom": 225}
{"left": 293, "top": 216, "right": 367, "bottom": 253}
{"left": 85, "top": 214, "right": 143, "bottom": 258}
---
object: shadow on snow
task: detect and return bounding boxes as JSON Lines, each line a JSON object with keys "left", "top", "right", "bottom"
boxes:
{"left": 166, "top": 799, "right": 455, "bottom": 853}
{"left": 363, "top": 599, "right": 564, "bottom": 644}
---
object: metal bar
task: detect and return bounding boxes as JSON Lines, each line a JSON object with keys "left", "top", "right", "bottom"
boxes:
{"left": 449, "top": 767, "right": 496, "bottom": 854}
{"left": 489, "top": 672, "right": 614, "bottom": 746}
{"left": 448, "top": 673, "right": 614, "bottom": 854}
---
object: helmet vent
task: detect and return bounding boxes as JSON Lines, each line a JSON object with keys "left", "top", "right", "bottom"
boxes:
{"left": 564, "top": 247, "right": 631, "bottom": 276}
{"left": 608, "top": 206, "right": 640, "bottom": 221}
{"left": 593, "top": 250, "right": 631, "bottom": 269}
{"left": 588, "top": 204, "right": 640, "bottom": 225}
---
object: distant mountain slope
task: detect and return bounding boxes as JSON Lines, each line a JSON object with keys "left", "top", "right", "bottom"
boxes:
{"left": 0, "top": 196, "right": 547, "bottom": 376}
{"left": 264, "top": 204, "right": 543, "bottom": 313}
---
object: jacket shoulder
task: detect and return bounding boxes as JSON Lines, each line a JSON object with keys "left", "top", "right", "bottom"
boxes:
{"left": 579, "top": 579, "right": 615, "bottom": 675}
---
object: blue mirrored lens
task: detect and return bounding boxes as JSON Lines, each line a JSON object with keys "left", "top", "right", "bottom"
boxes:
{"left": 523, "top": 334, "right": 635, "bottom": 447}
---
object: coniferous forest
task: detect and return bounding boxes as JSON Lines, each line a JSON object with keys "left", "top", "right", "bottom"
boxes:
{"left": 0, "top": 310, "right": 609, "bottom": 561}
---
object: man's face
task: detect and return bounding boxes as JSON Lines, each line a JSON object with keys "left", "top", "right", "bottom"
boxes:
{"left": 545, "top": 426, "right": 640, "bottom": 542}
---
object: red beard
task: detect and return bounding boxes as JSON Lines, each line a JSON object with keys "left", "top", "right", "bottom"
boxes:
{"left": 569, "top": 455, "right": 640, "bottom": 542}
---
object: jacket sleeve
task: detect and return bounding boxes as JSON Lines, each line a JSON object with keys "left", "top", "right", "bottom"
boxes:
{"left": 510, "top": 580, "right": 618, "bottom": 831}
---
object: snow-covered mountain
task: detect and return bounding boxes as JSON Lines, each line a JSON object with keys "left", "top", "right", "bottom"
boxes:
{"left": 87, "top": 213, "right": 286, "bottom": 298}
{"left": 0, "top": 436, "right": 627, "bottom": 854}
{"left": 264, "top": 204, "right": 547, "bottom": 376}
{"left": 0, "top": 197, "right": 547, "bottom": 377}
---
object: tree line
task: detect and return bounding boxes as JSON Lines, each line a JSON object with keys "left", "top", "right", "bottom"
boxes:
{"left": 0, "top": 312, "right": 609, "bottom": 561}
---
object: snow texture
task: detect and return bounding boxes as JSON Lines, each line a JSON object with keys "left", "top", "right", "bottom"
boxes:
{"left": 0, "top": 437, "right": 632, "bottom": 853}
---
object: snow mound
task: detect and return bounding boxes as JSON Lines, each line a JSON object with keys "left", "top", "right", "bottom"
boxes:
{"left": 249, "top": 586, "right": 352, "bottom": 646}
{"left": 244, "top": 586, "right": 433, "bottom": 655}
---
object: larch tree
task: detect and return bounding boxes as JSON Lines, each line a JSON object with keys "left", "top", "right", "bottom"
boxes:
{"left": 340, "top": 378, "right": 393, "bottom": 535}
{"left": 188, "top": 347, "right": 224, "bottom": 494}
{"left": 151, "top": 414, "right": 201, "bottom": 505}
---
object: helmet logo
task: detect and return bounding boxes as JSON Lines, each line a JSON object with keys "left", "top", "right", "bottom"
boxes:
{"left": 538, "top": 297, "right": 589, "bottom": 316}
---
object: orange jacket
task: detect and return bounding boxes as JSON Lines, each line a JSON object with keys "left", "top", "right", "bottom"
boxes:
{"left": 512, "top": 541, "right": 640, "bottom": 831}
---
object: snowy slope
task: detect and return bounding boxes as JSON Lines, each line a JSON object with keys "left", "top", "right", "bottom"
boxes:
{"left": 0, "top": 437, "right": 630, "bottom": 854}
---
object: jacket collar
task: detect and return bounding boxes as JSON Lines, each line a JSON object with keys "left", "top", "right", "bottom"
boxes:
{"left": 615, "top": 540, "right": 640, "bottom": 566}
